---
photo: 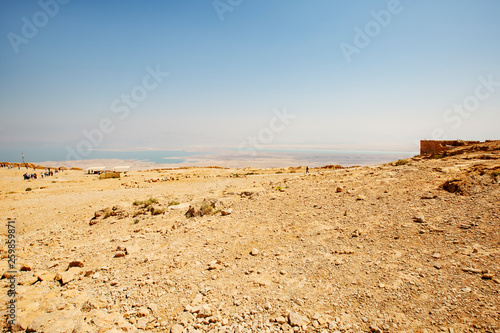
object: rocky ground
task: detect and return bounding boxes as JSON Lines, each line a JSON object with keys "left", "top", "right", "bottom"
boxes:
{"left": 1, "top": 141, "right": 499, "bottom": 333}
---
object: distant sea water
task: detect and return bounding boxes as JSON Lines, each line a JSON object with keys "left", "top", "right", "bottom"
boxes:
{"left": 0, "top": 147, "right": 418, "bottom": 168}
{"left": 233, "top": 148, "right": 418, "bottom": 167}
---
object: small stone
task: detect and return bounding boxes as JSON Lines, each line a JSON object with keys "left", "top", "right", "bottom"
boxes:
{"left": 170, "top": 324, "right": 184, "bottom": 333}
{"left": 20, "top": 263, "right": 32, "bottom": 271}
{"left": 276, "top": 316, "right": 287, "bottom": 324}
{"left": 370, "top": 325, "right": 383, "bottom": 333}
{"left": 482, "top": 273, "right": 494, "bottom": 279}
{"left": 136, "top": 306, "right": 149, "bottom": 317}
{"left": 289, "top": 312, "right": 309, "bottom": 327}
{"left": 37, "top": 271, "right": 56, "bottom": 281}
{"left": 207, "top": 261, "right": 218, "bottom": 270}
{"left": 19, "top": 275, "right": 38, "bottom": 286}
{"left": 434, "top": 263, "right": 442, "bottom": 270}
{"left": 57, "top": 267, "right": 81, "bottom": 285}
{"left": 192, "top": 293, "right": 203, "bottom": 305}
{"left": 178, "top": 312, "right": 194, "bottom": 324}
{"left": 114, "top": 251, "right": 126, "bottom": 258}
{"left": 26, "top": 312, "right": 61, "bottom": 333}
{"left": 432, "top": 253, "right": 442, "bottom": 259}
{"left": 356, "top": 195, "right": 365, "bottom": 201}
{"left": 414, "top": 213, "right": 425, "bottom": 223}
{"left": 2, "top": 271, "right": 16, "bottom": 279}
{"left": 250, "top": 248, "right": 259, "bottom": 256}
{"left": 221, "top": 209, "right": 233, "bottom": 216}
{"left": 68, "top": 261, "right": 84, "bottom": 269}
{"left": 336, "top": 187, "right": 343, "bottom": 193}
{"left": 190, "top": 304, "right": 212, "bottom": 318}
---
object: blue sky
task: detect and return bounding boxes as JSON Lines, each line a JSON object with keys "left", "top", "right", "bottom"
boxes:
{"left": 1, "top": 0, "right": 499, "bottom": 160}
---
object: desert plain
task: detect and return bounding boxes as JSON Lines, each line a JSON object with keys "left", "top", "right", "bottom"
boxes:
{"left": 1, "top": 141, "right": 500, "bottom": 333}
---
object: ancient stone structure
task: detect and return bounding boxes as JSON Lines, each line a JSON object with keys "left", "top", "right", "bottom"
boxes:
{"left": 420, "top": 140, "right": 480, "bottom": 155}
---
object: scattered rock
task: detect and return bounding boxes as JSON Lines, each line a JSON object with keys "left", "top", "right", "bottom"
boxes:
{"left": 37, "top": 271, "right": 56, "bottom": 281}
{"left": 413, "top": 213, "right": 425, "bottom": 223}
{"left": 55, "top": 267, "right": 81, "bottom": 285}
{"left": 90, "top": 205, "right": 128, "bottom": 225}
{"left": 114, "top": 251, "right": 127, "bottom": 258}
{"left": 68, "top": 261, "right": 84, "bottom": 269}
{"left": 189, "top": 304, "right": 212, "bottom": 318}
{"left": 170, "top": 324, "right": 184, "bottom": 333}
{"left": 136, "top": 306, "right": 150, "bottom": 317}
{"left": 168, "top": 203, "right": 190, "bottom": 211}
{"left": 185, "top": 199, "right": 219, "bottom": 218}
{"left": 20, "top": 263, "right": 32, "bottom": 271}
{"left": 177, "top": 311, "right": 195, "bottom": 324}
{"left": 289, "top": 312, "right": 309, "bottom": 327}
{"left": 19, "top": 275, "right": 38, "bottom": 286}
{"left": 2, "top": 271, "right": 16, "bottom": 279}
{"left": 240, "top": 188, "right": 265, "bottom": 198}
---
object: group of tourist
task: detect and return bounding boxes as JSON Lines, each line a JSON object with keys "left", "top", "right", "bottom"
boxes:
{"left": 1, "top": 163, "right": 19, "bottom": 169}
{"left": 23, "top": 169, "right": 59, "bottom": 180}
{"left": 1, "top": 163, "right": 65, "bottom": 180}
{"left": 23, "top": 167, "right": 61, "bottom": 180}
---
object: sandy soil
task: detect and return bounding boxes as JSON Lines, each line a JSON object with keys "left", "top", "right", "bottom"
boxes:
{"left": 0, "top": 142, "right": 499, "bottom": 333}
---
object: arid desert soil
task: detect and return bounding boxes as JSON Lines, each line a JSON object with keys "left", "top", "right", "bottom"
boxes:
{"left": 1, "top": 141, "right": 500, "bottom": 333}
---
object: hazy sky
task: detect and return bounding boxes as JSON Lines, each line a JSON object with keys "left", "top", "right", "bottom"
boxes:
{"left": 1, "top": 0, "right": 499, "bottom": 157}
